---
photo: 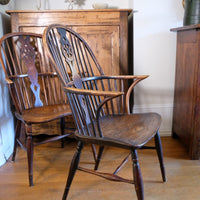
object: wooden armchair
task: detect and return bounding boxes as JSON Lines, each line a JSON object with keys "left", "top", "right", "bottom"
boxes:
{"left": 43, "top": 24, "right": 166, "bottom": 200}
{"left": 0, "top": 32, "right": 73, "bottom": 186}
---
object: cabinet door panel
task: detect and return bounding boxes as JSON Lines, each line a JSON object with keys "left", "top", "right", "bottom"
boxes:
{"left": 73, "top": 26, "right": 119, "bottom": 76}
{"left": 19, "top": 26, "right": 46, "bottom": 34}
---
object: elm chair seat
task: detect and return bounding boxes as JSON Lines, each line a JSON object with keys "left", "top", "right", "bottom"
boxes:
{"left": 16, "top": 104, "right": 71, "bottom": 124}
{"left": 81, "top": 113, "right": 161, "bottom": 149}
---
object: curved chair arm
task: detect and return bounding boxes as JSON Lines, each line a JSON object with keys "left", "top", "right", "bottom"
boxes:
{"left": 5, "top": 77, "right": 13, "bottom": 84}
{"left": 82, "top": 75, "right": 148, "bottom": 82}
{"left": 82, "top": 75, "right": 149, "bottom": 113}
{"left": 5, "top": 72, "right": 59, "bottom": 85}
{"left": 63, "top": 86, "right": 124, "bottom": 97}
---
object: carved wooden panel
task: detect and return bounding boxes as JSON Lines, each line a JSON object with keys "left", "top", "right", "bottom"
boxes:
{"left": 19, "top": 35, "right": 43, "bottom": 107}
{"left": 72, "top": 26, "right": 119, "bottom": 76}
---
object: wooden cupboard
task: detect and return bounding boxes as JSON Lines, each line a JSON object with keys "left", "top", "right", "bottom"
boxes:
{"left": 171, "top": 25, "right": 200, "bottom": 160}
{"left": 6, "top": 9, "right": 133, "bottom": 77}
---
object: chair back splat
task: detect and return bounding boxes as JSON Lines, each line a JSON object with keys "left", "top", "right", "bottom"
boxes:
{"left": 43, "top": 24, "right": 166, "bottom": 200}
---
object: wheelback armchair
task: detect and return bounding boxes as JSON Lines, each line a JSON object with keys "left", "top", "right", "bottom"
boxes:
{"left": 0, "top": 32, "right": 73, "bottom": 186}
{"left": 43, "top": 24, "right": 166, "bottom": 200}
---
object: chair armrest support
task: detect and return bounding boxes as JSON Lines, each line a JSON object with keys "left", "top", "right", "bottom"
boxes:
{"left": 95, "top": 95, "right": 120, "bottom": 137}
{"left": 126, "top": 76, "right": 148, "bottom": 113}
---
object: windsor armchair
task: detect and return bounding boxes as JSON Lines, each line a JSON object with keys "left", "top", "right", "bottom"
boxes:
{"left": 43, "top": 24, "right": 166, "bottom": 200}
{"left": 0, "top": 32, "right": 73, "bottom": 186}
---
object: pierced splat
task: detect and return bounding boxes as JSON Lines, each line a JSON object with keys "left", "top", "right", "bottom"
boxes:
{"left": 19, "top": 36, "right": 43, "bottom": 107}
{"left": 57, "top": 28, "right": 81, "bottom": 87}
{"left": 58, "top": 28, "right": 91, "bottom": 125}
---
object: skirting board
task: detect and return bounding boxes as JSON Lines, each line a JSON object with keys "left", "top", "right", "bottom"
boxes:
{"left": 133, "top": 104, "right": 173, "bottom": 136}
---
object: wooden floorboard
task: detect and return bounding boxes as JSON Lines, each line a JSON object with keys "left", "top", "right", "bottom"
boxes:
{"left": 0, "top": 136, "right": 200, "bottom": 200}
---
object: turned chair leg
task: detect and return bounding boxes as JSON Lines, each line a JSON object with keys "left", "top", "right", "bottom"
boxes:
{"left": 131, "top": 149, "right": 144, "bottom": 200}
{"left": 25, "top": 124, "right": 34, "bottom": 187}
{"left": 91, "top": 144, "right": 97, "bottom": 163}
{"left": 62, "top": 141, "right": 83, "bottom": 200}
{"left": 154, "top": 132, "right": 166, "bottom": 182}
{"left": 60, "top": 117, "right": 65, "bottom": 148}
{"left": 94, "top": 145, "right": 104, "bottom": 170}
{"left": 12, "top": 120, "right": 21, "bottom": 161}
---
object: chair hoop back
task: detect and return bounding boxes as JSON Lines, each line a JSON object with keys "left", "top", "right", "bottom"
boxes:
{"left": 43, "top": 24, "right": 104, "bottom": 87}
{"left": 0, "top": 32, "right": 67, "bottom": 113}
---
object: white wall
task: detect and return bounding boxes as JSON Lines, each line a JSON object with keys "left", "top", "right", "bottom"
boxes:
{"left": 0, "top": 0, "right": 15, "bottom": 167}
{"left": 15, "top": 0, "right": 130, "bottom": 10}
{"left": 133, "top": 0, "right": 184, "bottom": 135}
